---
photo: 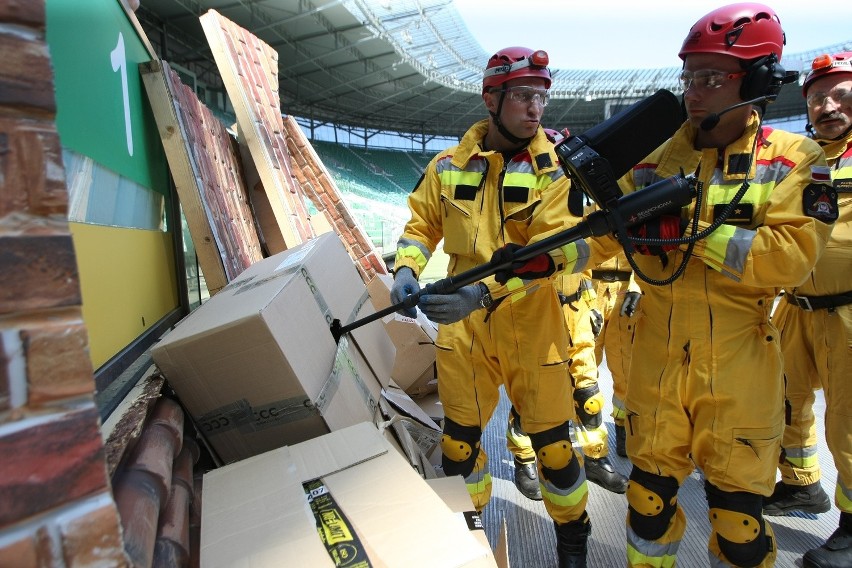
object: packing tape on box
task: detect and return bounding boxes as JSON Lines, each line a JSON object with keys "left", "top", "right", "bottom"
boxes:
{"left": 315, "top": 335, "right": 379, "bottom": 417}
{"left": 300, "top": 268, "right": 379, "bottom": 417}
{"left": 303, "top": 478, "right": 374, "bottom": 567}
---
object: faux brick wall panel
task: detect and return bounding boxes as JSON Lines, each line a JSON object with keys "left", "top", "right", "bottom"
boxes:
{"left": 201, "top": 10, "right": 314, "bottom": 247}
{"left": 163, "top": 64, "right": 263, "bottom": 281}
{"left": 0, "top": 1, "right": 45, "bottom": 27}
{"left": 58, "top": 496, "right": 128, "bottom": 567}
{"left": 0, "top": 117, "right": 69, "bottom": 217}
{"left": 0, "top": 233, "right": 81, "bottom": 314}
{"left": 20, "top": 310, "right": 95, "bottom": 405}
{"left": 0, "top": 33, "right": 55, "bottom": 113}
{"left": 0, "top": 525, "right": 56, "bottom": 567}
{"left": 0, "top": 405, "right": 108, "bottom": 528}
{"left": 280, "top": 115, "right": 387, "bottom": 282}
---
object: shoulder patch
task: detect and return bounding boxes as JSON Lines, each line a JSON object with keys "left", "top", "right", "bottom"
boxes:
{"left": 803, "top": 183, "right": 839, "bottom": 223}
{"left": 535, "top": 153, "right": 553, "bottom": 170}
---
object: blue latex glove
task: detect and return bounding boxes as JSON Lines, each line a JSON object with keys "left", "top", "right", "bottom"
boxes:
{"left": 620, "top": 291, "right": 641, "bottom": 317}
{"left": 390, "top": 267, "right": 420, "bottom": 318}
{"left": 418, "top": 284, "right": 482, "bottom": 325}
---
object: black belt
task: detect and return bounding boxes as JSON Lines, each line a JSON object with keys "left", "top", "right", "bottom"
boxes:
{"left": 558, "top": 289, "right": 583, "bottom": 305}
{"left": 591, "top": 270, "right": 631, "bottom": 282}
{"left": 785, "top": 291, "right": 852, "bottom": 311}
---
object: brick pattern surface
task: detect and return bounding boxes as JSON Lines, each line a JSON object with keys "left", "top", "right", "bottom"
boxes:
{"left": 200, "top": 9, "right": 316, "bottom": 250}
{"left": 142, "top": 58, "right": 265, "bottom": 293}
{"left": 0, "top": 3, "right": 129, "bottom": 566}
{"left": 283, "top": 115, "right": 388, "bottom": 282}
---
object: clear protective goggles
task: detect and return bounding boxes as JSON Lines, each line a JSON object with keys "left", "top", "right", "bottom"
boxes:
{"left": 679, "top": 69, "right": 746, "bottom": 91}
{"left": 500, "top": 86, "right": 549, "bottom": 107}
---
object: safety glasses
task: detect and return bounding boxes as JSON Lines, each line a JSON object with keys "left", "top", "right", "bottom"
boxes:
{"left": 806, "top": 87, "right": 851, "bottom": 110}
{"left": 501, "top": 86, "right": 549, "bottom": 107}
{"left": 679, "top": 69, "right": 747, "bottom": 91}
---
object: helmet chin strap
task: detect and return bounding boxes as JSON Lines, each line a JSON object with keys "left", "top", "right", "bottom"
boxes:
{"left": 489, "top": 90, "right": 533, "bottom": 147}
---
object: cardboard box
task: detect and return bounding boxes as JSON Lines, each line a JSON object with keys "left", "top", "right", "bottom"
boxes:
{"left": 152, "top": 232, "right": 395, "bottom": 463}
{"left": 427, "top": 476, "right": 509, "bottom": 568}
{"left": 367, "top": 274, "right": 438, "bottom": 397}
{"left": 201, "top": 422, "right": 493, "bottom": 567}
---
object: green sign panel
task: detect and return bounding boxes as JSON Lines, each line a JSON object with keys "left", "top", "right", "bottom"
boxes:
{"left": 47, "top": 0, "right": 168, "bottom": 194}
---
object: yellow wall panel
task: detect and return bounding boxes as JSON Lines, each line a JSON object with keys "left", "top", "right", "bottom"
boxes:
{"left": 70, "top": 222, "right": 178, "bottom": 369}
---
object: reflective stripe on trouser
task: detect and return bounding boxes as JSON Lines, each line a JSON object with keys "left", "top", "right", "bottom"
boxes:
{"left": 529, "top": 423, "right": 589, "bottom": 524}
{"left": 575, "top": 423, "right": 609, "bottom": 459}
{"left": 626, "top": 507, "right": 685, "bottom": 568}
{"left": 774, "top": 300, "right": 852, "bottom": 502}
{"left": 436, "top": 284, "right": 582, "bottom": 521}
{"left": 594, "top": 280, "right": 634, "bottom": 426}
{"left": 773, "top": 300, "right": 823, "bottom": 485}
{"left": 624, "top": 282, "right": 783, "bottom": 566}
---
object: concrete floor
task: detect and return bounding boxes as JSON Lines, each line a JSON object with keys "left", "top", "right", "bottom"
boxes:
{"left": 477, "top": 360, "right": 840, "bottom": 568}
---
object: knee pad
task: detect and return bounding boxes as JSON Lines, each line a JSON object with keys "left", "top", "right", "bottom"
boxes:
{"left": 573, "top": 384, "right": 604, "bottom": 429}
{"left": 705, "top": 481, "right": 770, "bottom": 568}
{"left": 627, "top": 468, "right": 679, "bottom": 542}
{"left": 440, "top": 417, "right": 481, "bottom": 478}
{"left": 529, "top": 422, "right": 581, "bottom": 487}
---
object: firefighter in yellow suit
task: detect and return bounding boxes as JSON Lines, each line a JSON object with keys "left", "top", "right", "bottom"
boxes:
{"left": 495, "top": 6, "right": 837, "bottom": 566}
{"left": 507, "top": 269, "right": 629, "bottom": 500}
{"left": 763, "top": 51, "right": 852, "bottom": 568}
{"left": 391, "top": 47, "right": 592, "bottom": 566}
{"left": 591, "top": 252, "right": 641, "bottom": 458}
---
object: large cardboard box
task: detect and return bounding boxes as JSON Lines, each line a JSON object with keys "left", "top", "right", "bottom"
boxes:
{"left": 367, "top": 274, "right": 438, "bottom": 397}
{"left": 152, "top": 232, "right": 395, "bottom": 463}
{"left": 201, "top": 422, "right": 494, "bottom": 567}
{"left": 427, "top": 476, "right": 509, "bottom": 568}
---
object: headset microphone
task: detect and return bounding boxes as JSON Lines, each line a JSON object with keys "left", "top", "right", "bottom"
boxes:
{"left": 699, "top": 95, "right": 775, "bottom": 131}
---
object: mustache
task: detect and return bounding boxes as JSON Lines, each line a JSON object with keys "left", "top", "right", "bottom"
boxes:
{"left": 816, "top": 111, "right": 847, "bottom": 124}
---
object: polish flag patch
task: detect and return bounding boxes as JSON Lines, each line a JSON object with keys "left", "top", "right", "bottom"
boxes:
{"left": 811, "top": 165, "right": 831, "bottom": 183}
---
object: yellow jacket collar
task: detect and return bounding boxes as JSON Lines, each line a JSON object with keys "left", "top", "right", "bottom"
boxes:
{"left": 452, "top": 120, "right": 560, "bottom": 175}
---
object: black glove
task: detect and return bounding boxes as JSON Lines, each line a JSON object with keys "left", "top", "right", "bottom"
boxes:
{"left": 626, "top": 215, "right": 687, "bottom": 255}
{"left": 490, "top": 243, "right": 555, "bottom": 285}
{"left": 390, "top": 267, "right": 420, "bottom": 318}
{"left": 620, "top": 291, "right": 641, "bottom": 317}
{"left": 590, "top": 308, "right": 603, "bottom": 337}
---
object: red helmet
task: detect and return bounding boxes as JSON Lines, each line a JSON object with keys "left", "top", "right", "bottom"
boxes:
{"left": 802, "top": 52, "right": 852, "bottom": 95}
{"left": 482, "top": 47, "right": 552, "bottom": 93}
{"left": 678, "top": 3, "right": 785, "bottom": 61}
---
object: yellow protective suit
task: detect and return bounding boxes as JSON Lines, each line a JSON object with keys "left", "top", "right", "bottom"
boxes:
{"left": 559, "top": 114, "right": 836, "bottom": 568}
{"left": 394, "top": 121, "right": 588, "bottom": 524}
{"left": 506, "top": 271, "right": 610, "bottom": 461}
{"left": 773, "top": 132, "right": 852, "bottom": 515}
{"left": 592, "top": 252, "right": 640, "bottom": 430}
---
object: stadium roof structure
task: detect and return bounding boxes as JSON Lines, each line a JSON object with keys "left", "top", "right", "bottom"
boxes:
{"left": 137, "top": 0, "right": 851, "bottom": 142}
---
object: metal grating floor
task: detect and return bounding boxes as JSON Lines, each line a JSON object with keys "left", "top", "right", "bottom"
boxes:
{"left": 478, "top": 359, "right": 840, "bottom": 567}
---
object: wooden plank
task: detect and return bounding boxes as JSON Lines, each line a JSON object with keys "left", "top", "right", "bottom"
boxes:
{"left": 199, "top": 10, "right": 315, "bottom": 251}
